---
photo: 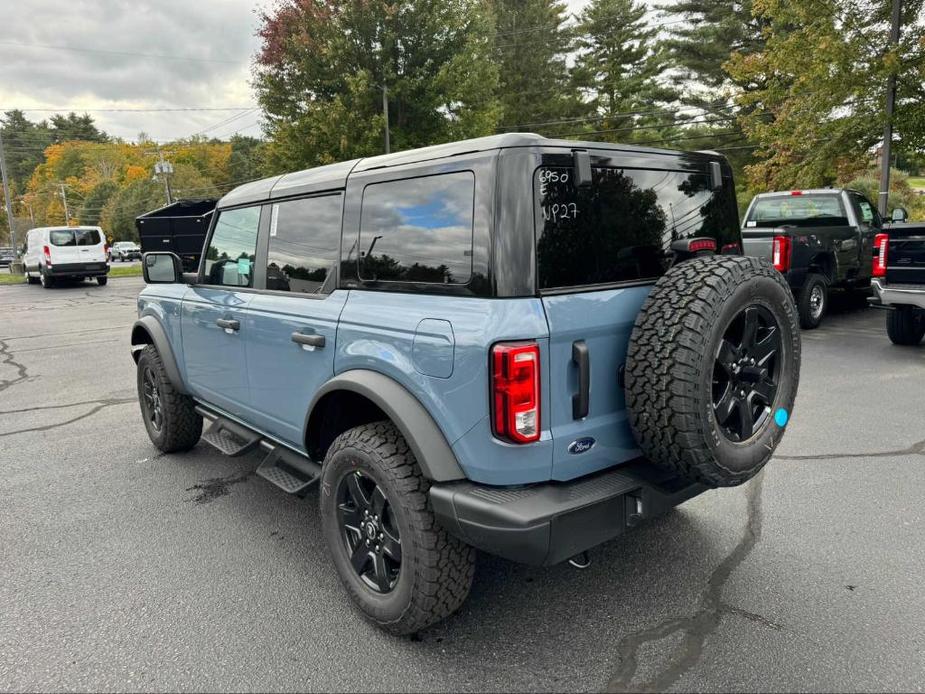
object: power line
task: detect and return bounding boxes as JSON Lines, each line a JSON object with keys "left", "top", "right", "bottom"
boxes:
{"left": 0, "top": 41, "right": 242, "bottom": 64}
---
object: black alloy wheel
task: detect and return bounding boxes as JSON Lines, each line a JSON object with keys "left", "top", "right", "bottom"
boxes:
{"left": 142, "top": 365, "right": 164, "bottom": 432}
{"left": 336, "top": 470, "right": 402, "bottom": 594}
{"left": 712, "top": 305, "right": 781, "bottom": 442}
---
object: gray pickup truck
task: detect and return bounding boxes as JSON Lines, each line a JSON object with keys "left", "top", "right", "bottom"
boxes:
{"left": 741, "top": 189, "right": 880, "bottom": 328}
{"left": 869, "top": 213, "right": 925, "bottom": 345}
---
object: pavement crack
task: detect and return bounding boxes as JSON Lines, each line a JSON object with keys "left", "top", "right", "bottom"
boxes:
{"left": 775, "top": 438, "right": 925, "bottom": 461}
{"left": 0, "top": 397, "right": 135, "bottom": 437}
{"left": 607, "top": 473, "right": 767, "bottom": 693}
{"left": 0, "top": 338, "right": 32, "bottom": 394}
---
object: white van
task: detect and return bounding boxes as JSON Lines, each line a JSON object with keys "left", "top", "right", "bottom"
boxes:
{"left": 23, "top": 226, "right": 110, "bottom": 288}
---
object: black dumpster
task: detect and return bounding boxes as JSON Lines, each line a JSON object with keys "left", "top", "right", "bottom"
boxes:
{"left": 136, "top": 199, "right": 216, "bottom": 273}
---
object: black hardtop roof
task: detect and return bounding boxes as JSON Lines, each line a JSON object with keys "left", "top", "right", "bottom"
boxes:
{"left": 217, "top": 133, "right": 726, "bottom": 209}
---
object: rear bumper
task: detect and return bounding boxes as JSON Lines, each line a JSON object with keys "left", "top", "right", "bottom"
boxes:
{"left": 430, "top": 460, "right": 706, "bottom": 566}
{"left": 46, "top": 262, "right": 109, "bottom": 277}
{"left": 869, "top": 278, "right": 925, "bottom": 310}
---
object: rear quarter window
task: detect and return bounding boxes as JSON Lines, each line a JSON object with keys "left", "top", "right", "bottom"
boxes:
{"left": 535, "top": 166, "right": 740, "bottom": 291}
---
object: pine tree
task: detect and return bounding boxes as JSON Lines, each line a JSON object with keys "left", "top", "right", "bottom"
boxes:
{"left": 491, "top": 0, "right": 581, "bottom": 132}
{"left": 570, "top": 0, "right": 674, "bottom": 142}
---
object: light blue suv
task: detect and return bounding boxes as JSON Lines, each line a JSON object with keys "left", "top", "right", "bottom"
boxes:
{"left": 132, "top": 134, "right": 801, "bottom": 634}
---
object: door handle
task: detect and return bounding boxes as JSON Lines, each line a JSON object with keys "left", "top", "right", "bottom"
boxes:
{"left": 292, "top": 332, "right": 325, "bottom": 349}
{"left": 216, "top": 318, "right": 240, "bottom": 331}
{"left": 572, "top": 340, "right": 590, "bottom": 420}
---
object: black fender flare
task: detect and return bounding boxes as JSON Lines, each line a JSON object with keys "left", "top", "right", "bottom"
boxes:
{"left": 307, "top": 370, "right": 465, "bottom": 482}
{"left": 130, "top": 316, "right": 188, "bottom": 395}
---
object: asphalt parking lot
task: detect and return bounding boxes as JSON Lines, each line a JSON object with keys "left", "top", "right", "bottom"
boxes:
{"left": 1, "top": 278, "right": 923, "bottom": 692}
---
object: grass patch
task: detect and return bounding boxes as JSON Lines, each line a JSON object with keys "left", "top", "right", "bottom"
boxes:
{"left": 0, "top": 271, "right": 25, "bottom": 285}
{"left": 108, "top": 264, "right": 143, "bottom": 278}
{"left": 908, "top": 177, "right": 925, "bottom": 190}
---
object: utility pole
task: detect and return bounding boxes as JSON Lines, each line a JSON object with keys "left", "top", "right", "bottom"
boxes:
{"left": 0, "top": 129, "right": 17, "bottom": 251}
{"left": 382, "top": 85, "right": 391, "bottom": 154}
{"left": 878, "top": 0, "right": 903, "bottom": 218}
{"left": 155, "top": 151, "right": 174, "bottom": 205}
{"left": 59, "top": 183, "right": 71, "bottom": 225}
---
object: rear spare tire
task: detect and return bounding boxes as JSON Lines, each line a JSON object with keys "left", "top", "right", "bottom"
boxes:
{"left": 625, "top": 255, "right": 801, "bottom": 487}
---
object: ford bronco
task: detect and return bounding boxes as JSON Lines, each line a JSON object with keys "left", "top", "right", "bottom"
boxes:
{"left": 131, "top": 134, "right": 801, "bottom": 634}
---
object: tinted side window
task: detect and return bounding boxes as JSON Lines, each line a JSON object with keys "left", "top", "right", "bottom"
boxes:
{"left": 204, "top": 206, "right": 260, "bottom": 288}
{"left": 359, "top": 172, "right": 474, "bottom": 285}
{"left": 266, "top": 194, "right": 343, "bottom": 294}
{"left": 535, "top": 167, "right": 740, "bottom": 290}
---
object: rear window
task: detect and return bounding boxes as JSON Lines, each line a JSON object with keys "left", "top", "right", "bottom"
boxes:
{"left": 49, "top": 229, "right": 102, "bottom": 246}
{"left": 359, "top": 172, "right": 474, "bottom": 285}
{"left": 535, "top": 166, "right": 740, "bottom": 290}
{"left": 746, "top": 195, "right": 847, "bottom": 227}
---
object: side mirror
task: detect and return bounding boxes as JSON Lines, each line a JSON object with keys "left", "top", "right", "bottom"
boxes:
{"left": 143, "top": 252, "right": 183, "bottom": 284}
{"left": 891, "top": 207, "right": 908, "bottom": 223}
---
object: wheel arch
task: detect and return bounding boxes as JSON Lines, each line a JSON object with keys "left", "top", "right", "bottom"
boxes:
{"left": 808, "top": 252, "right": 836, "bottom": 283}
{"left": 130, "top": 316, "right": 188, "bottom": 395}
{"left": 305, "top": 370, "right": 466, "bottom": 482}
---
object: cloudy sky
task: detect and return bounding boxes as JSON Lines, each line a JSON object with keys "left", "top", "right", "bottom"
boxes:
{"left": 0, "top": 0, "right": 592, "bottom": 143}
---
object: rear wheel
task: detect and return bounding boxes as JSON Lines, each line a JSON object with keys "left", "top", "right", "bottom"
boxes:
{"left": 97, "top": 276, "right": 108, "bottom": 286}
{"left": 796, "top": 273, "right": 828, "bottom": 329}
{"left": 626, "top": 255, "right": 801, "bottom": 487}
{"left": 136, "top": 345, "right": 202, "bottom": 452}
{"left": 39, "top": 269, "right": 54, "bottom": 289}
{"left": 886, "top": 306, "right": 925, "bottom": 346}
{"left": 320, "top": 421, "right": 475, "bottom": 635}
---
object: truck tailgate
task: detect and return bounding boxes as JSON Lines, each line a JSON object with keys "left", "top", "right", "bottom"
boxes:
{"left": 741, "top": 230, "right": 777, "bottom": 261}
{"left": 886, "top": 225, "right": 925, "bottom": 285}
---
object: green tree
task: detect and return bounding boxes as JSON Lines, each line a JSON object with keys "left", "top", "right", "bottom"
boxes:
{"left": 491, "top": 0, "right": 580, "bottom": 132}
{"left": 254, "top": 0, "right": 501, "bottom": 171}
{"left": 570, "top": 0, "right": 675, "bottom": 142}
{"left": 726, "top": 0, "right": 925, "bottom": 190}
{"left": 78, "top": 180, "right": 119, "bottom": 226}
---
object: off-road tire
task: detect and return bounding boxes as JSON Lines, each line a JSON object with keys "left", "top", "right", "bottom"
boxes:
{"left": 136, "top": 345, "right": 202, "bottom": 452}
{"left": 886, "top": 306, "right": 925, "bottom": 346}
{"left": 796, "top": 273, "right": 828, "bottom": 329}
{"left": 320, "top": 421, "right": 475, "bottom": 635}
{"left": 97, "top": 276, "right": 108, "bottom": 286}
{"left": 625, "top": 255, "right": 801, "bottom": 487}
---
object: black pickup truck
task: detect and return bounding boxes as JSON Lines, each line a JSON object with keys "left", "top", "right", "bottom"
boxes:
{"left": 869, "top": 213, "right": 925, "bottom": 345}
{"left": 741, "top": 189, "right": 880, "bottom": 328}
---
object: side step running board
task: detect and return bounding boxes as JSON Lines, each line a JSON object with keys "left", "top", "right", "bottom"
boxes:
{"left": 195, "top": 406, "right": 321, "bottom": 496}
{"left": 201, "top": 417, "right": 261, "bottom": 457}
{"left": 256, "top": 447, "right": 321, "bottom": 496}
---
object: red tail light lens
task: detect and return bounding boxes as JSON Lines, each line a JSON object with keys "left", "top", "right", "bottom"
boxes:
{"left": 873, "top": 233, "right": 889, "bottom": 277}
{"left": 43, "top": 245, "right": 52, "bottom": 266}
{"left": 772, "top": 235, "right": 791, "bottom": 272}
{"left": 104, "top": 244, "right": 110, "bottom": 258}
{"left": 687, "top": 238, "right": 717, "bottom": 253}
{"left": 491, "top": 342, "right": 540, "bottom": 444}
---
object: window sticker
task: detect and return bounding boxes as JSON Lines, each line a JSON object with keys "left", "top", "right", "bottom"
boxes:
{"left": 237, "top": 258, "right": 252, "bottom": 275}
{"left": 746, "top": 220, "right": 757, "bottom": 227}
{"left": 270, "top": 204, "right": 280, "bottom": 237}
{"left": 859, "top": 201, "right": 874, "bottom": 223}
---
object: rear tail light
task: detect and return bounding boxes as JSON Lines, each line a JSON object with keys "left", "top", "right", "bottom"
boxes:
{"left": 104, "top": 244, "right": 110, "bottom": 258}
{"left": 43, "top": 245, "right": 52, "bottom": 266}
{"left": 772, "top": 235, "right": 791, "bottom": 272}
{"left": 873, "top": 233, "right": 889, "bottom": 277}
{"left": 491, "top": 342, "right": 540, "bottom": 444}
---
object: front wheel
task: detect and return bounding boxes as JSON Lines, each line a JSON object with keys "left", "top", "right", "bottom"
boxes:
{"left": 136, "top": 345, "right": 202, "bottom": 452}
{"left": 626, "top": 256, "right": 801, "bottom": 487}
{"left": 886, "top": 306, "right": 925, "bottom": 346}
{"left": 320, "top": 421, "right": 475, "bottom": 635}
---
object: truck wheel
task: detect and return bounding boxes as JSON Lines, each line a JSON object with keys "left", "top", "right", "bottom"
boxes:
{"left": 136, "top": 345, "right": 202, "bottom": 452}
{"left": 39, "top": 269, "right": 54, "bottom": 289}
{"left": 626, "top": 256, "right": 801, "bottom": 487}
{"left": 886, "top": 307, "right": 925, "bottom": 346}
{"left": 97, "top": 276, "right": 108, "bottom": 286}
{"left": 320, "top": 421, "right": 475, "bottom": 635}
{"left": 796, "top": 273, "right": 828, "bottom": 329}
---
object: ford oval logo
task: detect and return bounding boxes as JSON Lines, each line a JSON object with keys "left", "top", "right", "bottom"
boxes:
{"left": 568, "top": 437, "right": 596, "bottom": 455}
